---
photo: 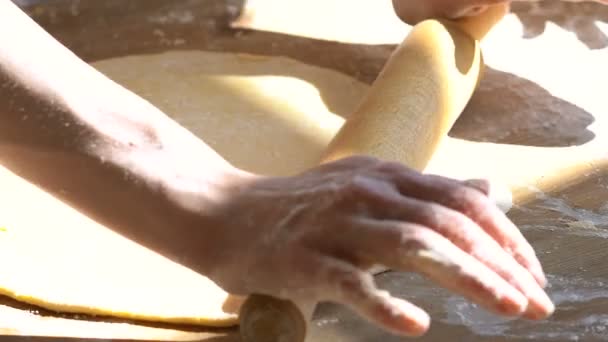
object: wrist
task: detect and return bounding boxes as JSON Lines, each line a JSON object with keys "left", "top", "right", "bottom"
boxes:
{"left": 114, "top": 143, "right": 262, "bottom": 277}
{"left": 85, "top": 88, "right": 257, "bottom": 204}
{"left": 85, "top": 97, "right": 263, "bottom": 276}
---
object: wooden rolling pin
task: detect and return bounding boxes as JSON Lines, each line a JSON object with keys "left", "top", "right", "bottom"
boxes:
{"left": 239, "top": 5, "right": 509, "bottom": 342}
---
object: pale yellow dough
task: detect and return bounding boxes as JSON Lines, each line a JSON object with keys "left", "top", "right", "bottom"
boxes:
{"left": 93, "top": 51, "right": 366, "bottom": 177}
{"left": 0, "top": 161, "right": 241, "bottom": 326}
{"left": 1, "top": 49, "right": 603, "bottom": 327}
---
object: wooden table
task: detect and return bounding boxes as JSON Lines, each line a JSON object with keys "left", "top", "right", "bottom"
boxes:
{"left": 2, "top": 1, "right": 608, "bottom": 340}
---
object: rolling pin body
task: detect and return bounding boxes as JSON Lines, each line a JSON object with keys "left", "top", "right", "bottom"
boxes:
{"left": 322, "top": 4, "right": 508, "bottom": 169}
{"left": 321, "top": 20, "right": 482, "bottom": 168}
{"left": 239, "top": 5, "right": 508, "bottom": 342}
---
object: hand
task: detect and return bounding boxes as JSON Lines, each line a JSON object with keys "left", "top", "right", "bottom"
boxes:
{"left": 392, "top": 0, "right": 608, "bottom": 25}
{"left": 198, "top": 156, "right": 554, "bottom": 337}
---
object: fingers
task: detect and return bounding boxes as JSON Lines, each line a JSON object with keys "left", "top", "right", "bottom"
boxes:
{"left": 386, "top": 167, "right": 547, "bottom": 288}
{"left": 314, "top": 254, "right": 430, "bottom": 336}
{"left": 292, "top": 157, "right": 553, "bottom": 326}
{"left": 329, "top": 161, "right": 548, "bottom": 307}
{"left": 456, "top": 5, "right": 490, "bottom": 18}
{"left": 329, "top": 219, "right": 536, "bottom": 316}
{"left": 282, "top": 248, "right": 430, "bottom": 335}
{"left": 440, "top": 176, "right": 546, "bottom": 287}
{"left": 403, "top": 227, "right": 531, "bottom": 316}
{"left": 450, "top": 1, "right": 509, "bottom": 19}
{"left": 356, "top": 216, "right": 554, "bottom": 319}
{"left": 364, "top": 191, "right": 553, "bottom": 319}
{"left": 392, "top": 0, "right": 509, "bottom": 25}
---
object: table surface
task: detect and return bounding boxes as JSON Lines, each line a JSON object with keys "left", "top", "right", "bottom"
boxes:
{"left": 2, "top": 0, "right": 608, "bottom": 341}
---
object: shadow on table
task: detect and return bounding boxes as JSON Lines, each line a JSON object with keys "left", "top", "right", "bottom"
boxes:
{"left": 15, "top": 0, "right": 599, "bottom": 149}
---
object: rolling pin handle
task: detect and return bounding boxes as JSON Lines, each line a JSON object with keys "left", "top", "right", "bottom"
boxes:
{"left": 239, "top": 294, "right": 315, "bottom": 342}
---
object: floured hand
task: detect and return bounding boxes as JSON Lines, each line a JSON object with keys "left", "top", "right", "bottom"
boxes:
{"left": 191, "top": 156, "right": 554, "bottom": 337}
{"left": 392, "top": 0, "right": 608, "bottom": 25}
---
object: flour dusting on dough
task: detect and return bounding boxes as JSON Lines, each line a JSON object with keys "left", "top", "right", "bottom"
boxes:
{"left": 442, "top": 275, "right": 608, "bottom": 340}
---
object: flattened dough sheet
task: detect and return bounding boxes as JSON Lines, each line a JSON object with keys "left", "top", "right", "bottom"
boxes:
{"left": 1, "top": 49, "right": 604, "bottom": 327}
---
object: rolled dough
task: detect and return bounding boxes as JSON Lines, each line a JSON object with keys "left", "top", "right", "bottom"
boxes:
{"left": 92, "top": 51, "right": 367, "bottom": 177}
{"left": 2, "top": 49, "right": 603, "bottom": 326}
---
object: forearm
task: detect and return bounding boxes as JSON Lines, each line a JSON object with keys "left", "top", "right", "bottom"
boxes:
{"left": 0, "top": 2, "right": 245, "bottom": 274}
{"left": 0, "top": 2, "right": 220, "bottom": 159}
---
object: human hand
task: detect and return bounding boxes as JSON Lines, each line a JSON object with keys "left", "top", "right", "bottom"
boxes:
{"left": 392, "top": 0, "right": 608, "bottom": 25}
{"left": 202, "top": 156, "right": 554, "bottom": 336}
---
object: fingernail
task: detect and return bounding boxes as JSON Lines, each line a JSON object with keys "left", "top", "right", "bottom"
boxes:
{"left": 496, "top": 288, "right": 528, "bottom": 317}
{"left": 463, "top": 5, "right": 488, "bottom": 17}
{"left": 451, "top": 5, "right": 488, "bottom": 19}
{"left": 524, "top": 288, "right": 555, "bottom": 320}
{"left": 388, "top": 298, "right": 430, "bottom": 336}
{"left": 532, "top": 265, "right": 548, "bottom": 289}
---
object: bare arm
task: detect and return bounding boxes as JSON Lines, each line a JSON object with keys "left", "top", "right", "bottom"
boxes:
{"left": 0, "top": 1, "right": 248, "bottom": 274}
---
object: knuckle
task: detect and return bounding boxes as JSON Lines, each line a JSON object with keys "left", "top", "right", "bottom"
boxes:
{"left": 393, "top": 225, "right": 443, "bottom": 268}
{"left": 410, "top": 203, "right": 476, "bottom": 240}
{"left": 414, "top": 202, "right": 443, "bottom": 226}
{"left": 439, "top": 202, "right": 480, "bottom": 229}
{"left": 463, "top": 179, "right": 491, "bottom": 196}
{"left": 397, "top": 225, "right": 431, "bottom": 252}
{"left": 392, "top": 0, "right": 426, "bottom": 25}
{"left": 319, "top": 155, "right": 379, "bottom": 174}
{"left": 337, "top": 174, "right": 399, "bottom": 209}
{"left": 446, "top": 185, "right": 492, "bottom": 214}
{"left": 376, "top": 160, "right": 416, "bottom": 176}
{"left": 324, "top": 263, "right": 371, "bottom": 292}
{"left": 340, "top": 174, "right": 372, "bottom": 197}
{"left": 334, "top": 270, "right": 373, "bottom": 295}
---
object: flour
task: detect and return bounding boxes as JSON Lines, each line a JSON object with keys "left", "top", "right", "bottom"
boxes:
{"left": 442, "top": 275, "right": 608, "bottom": 340}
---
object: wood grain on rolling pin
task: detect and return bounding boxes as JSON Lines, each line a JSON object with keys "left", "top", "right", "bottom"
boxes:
{"left": 321, "top": 4, "right": 509, "bottom": 170}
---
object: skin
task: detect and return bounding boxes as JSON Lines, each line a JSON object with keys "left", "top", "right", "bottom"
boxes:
{"left": 392, "top": 0, "right": 608, "bottom": 25}
{"left": 6, "top": 0, "right": 606, "bottom": 337}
